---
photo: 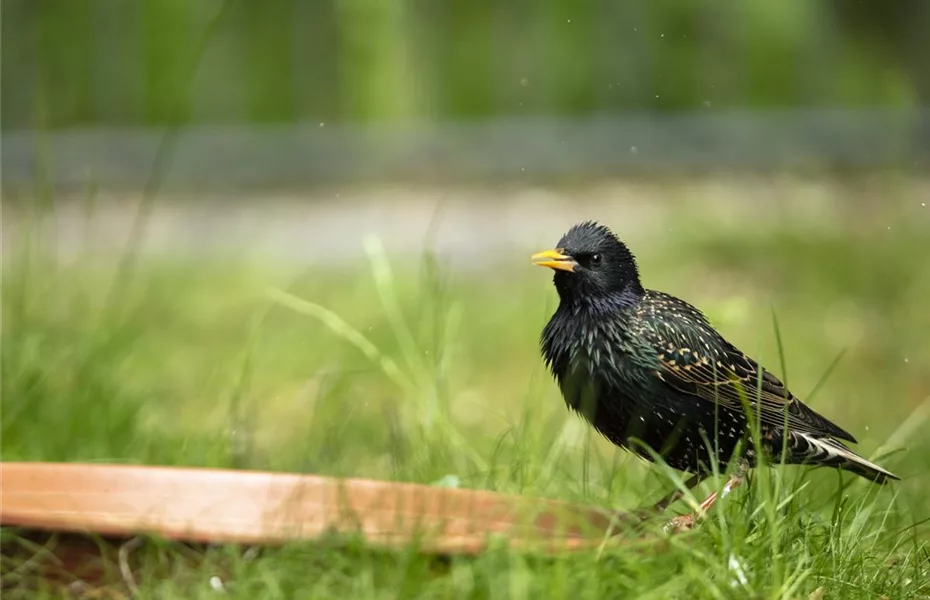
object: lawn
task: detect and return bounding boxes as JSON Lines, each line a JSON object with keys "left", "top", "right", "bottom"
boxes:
{"left": 2, "top": 179, "right": 929, "bottom": 598}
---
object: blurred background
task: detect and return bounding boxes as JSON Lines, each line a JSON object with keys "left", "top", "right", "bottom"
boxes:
{"left": 2, "top": 0, "right": 929, "bottom": 507}
{"left": 4, "top": 0, "right": 930, "bottom": 187}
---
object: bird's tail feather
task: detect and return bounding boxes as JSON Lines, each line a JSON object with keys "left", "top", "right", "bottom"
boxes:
{"left": 796, "top": 432, "right": 899, "bottom": 484}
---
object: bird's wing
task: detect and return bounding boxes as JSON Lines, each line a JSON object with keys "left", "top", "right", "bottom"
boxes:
{"left": 635, "top": 294, "right": 857, "bottom": 443}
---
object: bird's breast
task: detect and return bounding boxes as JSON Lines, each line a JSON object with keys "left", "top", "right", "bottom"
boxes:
{"left": 550, "top": 319, "right": 641, "bottom": 408}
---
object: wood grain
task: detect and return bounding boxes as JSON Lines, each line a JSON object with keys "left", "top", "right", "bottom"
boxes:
{"left": 0, "top": 462, "right": 643, "bottom": 555}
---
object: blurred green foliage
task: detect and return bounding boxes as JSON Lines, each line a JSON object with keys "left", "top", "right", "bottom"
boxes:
{"left": 2, "top": 0, "right": 927, "bottom": 130}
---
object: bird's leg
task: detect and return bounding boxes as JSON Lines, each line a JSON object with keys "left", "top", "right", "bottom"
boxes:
{"left": 664, "top": 461, "right": 750, "bottom": 533}
{"left": 651, "top": 472, "right": 706, "bottom": 513}
{"left": 630, "top": 472, "right": 706, "bottom": 522}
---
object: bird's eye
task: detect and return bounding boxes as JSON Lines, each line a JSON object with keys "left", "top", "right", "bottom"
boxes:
{"left": 590, "top": 253, "right": 602, "bottom": 266}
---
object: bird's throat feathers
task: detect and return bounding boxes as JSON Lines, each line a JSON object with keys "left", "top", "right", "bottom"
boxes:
{"left": 554, "top": 273, "right": 645, "bottom": 313}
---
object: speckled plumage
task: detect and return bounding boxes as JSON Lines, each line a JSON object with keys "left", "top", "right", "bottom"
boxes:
{"left": 536, "top": 221, "right": 898, "bottom": 483}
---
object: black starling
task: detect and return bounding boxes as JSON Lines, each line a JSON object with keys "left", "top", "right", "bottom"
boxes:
{"left": 532, "top": 221, "right": 898, "bottom": 521}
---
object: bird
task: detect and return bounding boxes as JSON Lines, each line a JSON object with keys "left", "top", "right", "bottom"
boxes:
{"left": 532, "top": 221, "right": 898, "bottom": 527}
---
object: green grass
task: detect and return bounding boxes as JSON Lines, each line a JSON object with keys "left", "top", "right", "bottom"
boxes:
{"left": 2, "top": 191, "right": 929, "bottom": 598}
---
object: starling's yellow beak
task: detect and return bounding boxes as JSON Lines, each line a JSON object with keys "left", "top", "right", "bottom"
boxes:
{"left": 531, "top": 249, "right": 576, "bottom": 272}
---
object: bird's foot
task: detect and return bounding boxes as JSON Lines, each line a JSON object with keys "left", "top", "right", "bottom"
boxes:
{"left": 662, "top": 493, "right": 716, "bottom": 534}
{"left": 649, "top": 472, "right": 706, "bottom": 515}
{"left": 663, "top": 513, "right": 697, "bottom": 533}
{"left": 660, "top": 495, "right": 716, "bottom": 534}
{"left": 661, "top": 462, "right": 749, "bottom": 534}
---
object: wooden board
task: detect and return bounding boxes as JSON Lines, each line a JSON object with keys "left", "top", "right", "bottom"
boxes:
{"left": 0, "top": 462, "right": 645, "bottom": 555}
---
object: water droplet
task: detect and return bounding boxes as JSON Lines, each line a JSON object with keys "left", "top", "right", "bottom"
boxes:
{"left": 520, "top": 77, "right": 528, "bottom": 87}
{"left": 566, "top": 18, "right": 571, "bottom": 23}
{"left": 630, "top": 146, "right": 639, "bottom": 154}
{"left": 655, "top": 94, "right": 660, "bottom": 99}
{"left": 319, "top": 122, "right": 325, "bottom": 127}
{"left": 703, "top": 100, "right": 712, "bottom": 108}
{"left": 865, "top": 425, "right": 870, "bottom": 431}
{"left": 921, "top": 202, "right": 926, "bottom": 207}
{"left": 660, "top": 33, "right": 665, "bottom": 38}
{"left": 904, "top": 357, "right": 910, "bottom": 363}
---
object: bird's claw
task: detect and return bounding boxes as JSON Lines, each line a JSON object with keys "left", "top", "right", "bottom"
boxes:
{"left": 663, "top": 514, "right": 696, "bottom": 533}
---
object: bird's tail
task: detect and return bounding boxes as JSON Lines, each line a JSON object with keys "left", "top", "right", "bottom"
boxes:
{"left": 795, "top": 432, "right": 899, "bottom": 484}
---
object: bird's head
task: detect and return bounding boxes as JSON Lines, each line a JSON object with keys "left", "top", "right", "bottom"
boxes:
{"left": 532, "top": 221, "right": 644, "bottom": 305}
